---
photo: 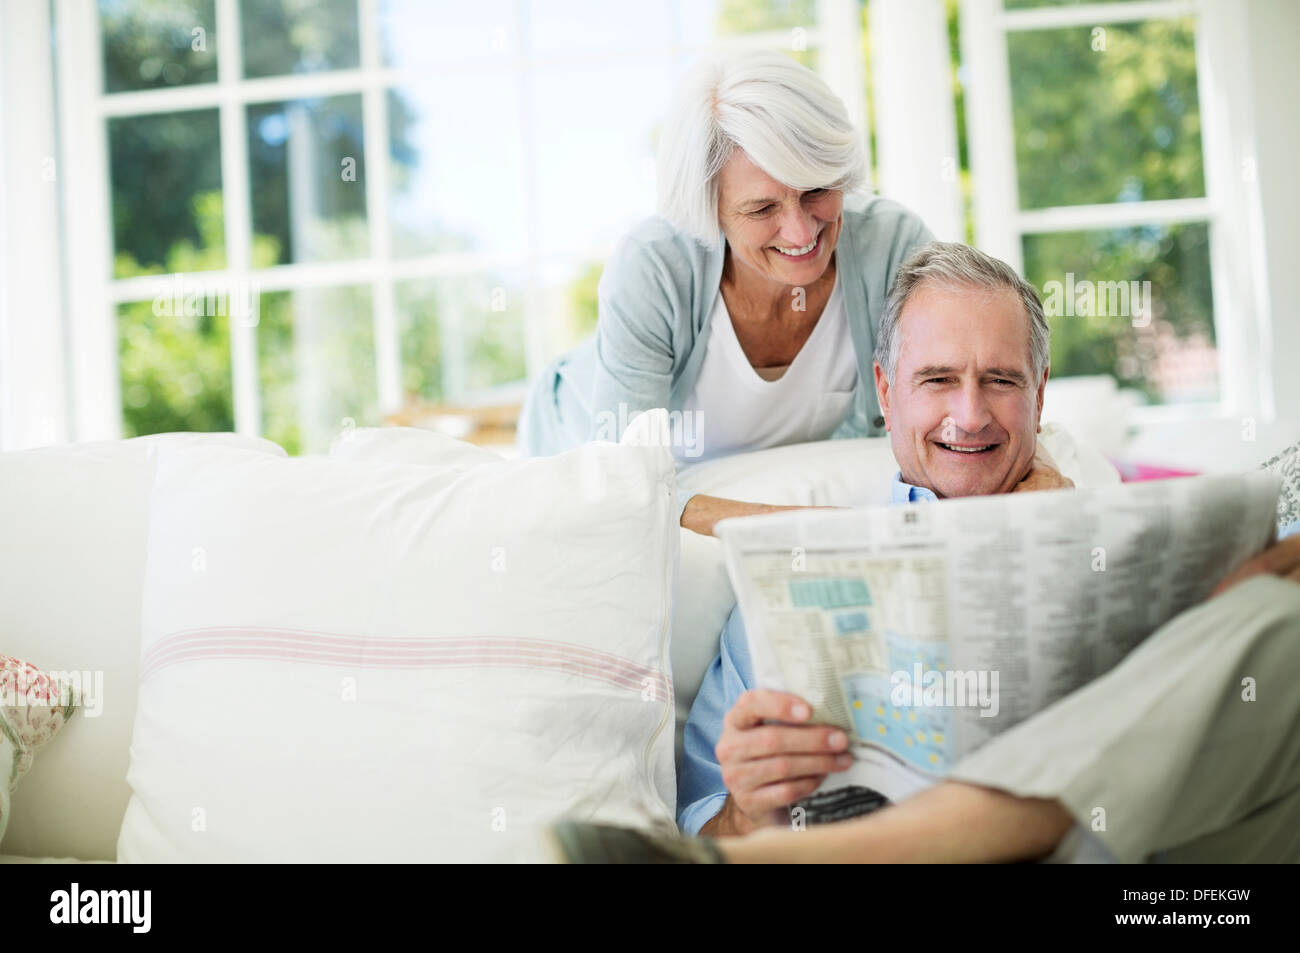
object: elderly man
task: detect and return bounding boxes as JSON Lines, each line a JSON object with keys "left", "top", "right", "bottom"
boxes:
{"left": 551, "top": 241, "right": 1300, "bottom": 864}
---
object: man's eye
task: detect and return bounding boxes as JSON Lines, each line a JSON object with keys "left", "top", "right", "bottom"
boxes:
{"left": 991, "top": 379, "right": 1016, "bottom": 387}
{"left": 925, "top": 378, "right": 951, "bottom": 385}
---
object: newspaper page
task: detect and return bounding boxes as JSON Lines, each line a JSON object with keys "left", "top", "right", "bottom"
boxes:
{"left": 716, "top": 472, "right": 1282, "bottom": 807}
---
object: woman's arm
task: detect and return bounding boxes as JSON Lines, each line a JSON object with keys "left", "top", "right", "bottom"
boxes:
{"left": 587, "top": 234, "right": 683, "bottom": 444}
{"left": 684, "top": 449, "right": 1076, "bottom": 536}
{"left": 680, "top": 495, "right": 841, "bottom": 537}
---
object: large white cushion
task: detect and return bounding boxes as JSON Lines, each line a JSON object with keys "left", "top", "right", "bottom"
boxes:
{"left": 117, "top": 424, "right": 677, "bottom": 862}
{"left": 0, "top": 433, "right": 285, "bottom": 861}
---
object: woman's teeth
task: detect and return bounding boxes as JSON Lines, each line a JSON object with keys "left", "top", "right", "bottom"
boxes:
{"left": 775, "top": 237, "right": 818, "bottom": 256}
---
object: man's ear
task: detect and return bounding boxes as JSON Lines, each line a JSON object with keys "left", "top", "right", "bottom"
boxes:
{"left": 873, "top": 362, "right": 891, "bottom": 431}
{"left": 1035, "top": 363, "right": 1049, "bottom": 433}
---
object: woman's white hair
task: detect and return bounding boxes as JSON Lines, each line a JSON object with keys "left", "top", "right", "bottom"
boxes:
{"left": 656, "top": 49, "right": 869, "bottom": 249}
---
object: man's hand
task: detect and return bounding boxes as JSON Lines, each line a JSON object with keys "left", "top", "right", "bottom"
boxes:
{"left": 1012, "top": 444, "right": 1075, "bottom": 493}
{"left": 700, "top": 690, "right": 853, "bottom": 837}
{"left": 1210, "top": 535, "right": 1300, "bottom": 599}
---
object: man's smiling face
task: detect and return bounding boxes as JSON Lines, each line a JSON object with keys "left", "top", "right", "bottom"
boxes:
{"left": 874, "top": 283, "right": 1047, "bottom": 499}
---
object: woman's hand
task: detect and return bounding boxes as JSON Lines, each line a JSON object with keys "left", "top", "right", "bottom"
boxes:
{"left": 1209, "top": 535, "right": 1300, "bottom": 599}
{"left": 680, "top": 495, "right": 845, "bottom": 537}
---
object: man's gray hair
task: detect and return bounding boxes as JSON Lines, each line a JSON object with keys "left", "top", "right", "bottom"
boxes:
{"left": 656, "top": 49, "right": 868, "bottom": 249}
{"left": 875, "top": 241, "right": 1051, "bottom": 385}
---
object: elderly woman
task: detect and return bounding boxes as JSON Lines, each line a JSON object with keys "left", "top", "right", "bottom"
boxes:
{"left": 519, "top": 49, "right": 931, "bottom": 534}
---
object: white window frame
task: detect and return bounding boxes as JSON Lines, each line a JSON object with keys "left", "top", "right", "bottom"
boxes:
{"left": 47, "top": 0, "right": 868, "bottom": 446}
{"left": 0, "top": 0, "right": 71, "bottom": 450}
{"left": 958, "top": 0, "right": 1271, "bottom": 425}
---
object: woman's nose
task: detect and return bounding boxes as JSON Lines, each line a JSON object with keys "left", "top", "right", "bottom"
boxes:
{"left": 776, "top": 206, "right": 817, "bottom": 247}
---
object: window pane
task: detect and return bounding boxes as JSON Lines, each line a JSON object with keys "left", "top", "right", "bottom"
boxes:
{"left": 379, "top": 0, "right": 518, "bottom": 63}
{"left": 1005, "top": 0, "right": 1144, "bottom": 8}
{"left": 1022, "top": 222, "right": 1217, "bottom": 405}
{"left": 530, "top": 66, "right": 668, "bottom": 257}
{"left": 109, "top": 110, "right": 225, "bottom": 278}
{"left": 397, "top": 273, "right": 526, "bottom": 402}
{"left": 528, "top": 0, "right": 672, "bottom": 55}
{"left": 388, "top": 82, "right": 526, "bottom": 259}
{"left": 258, "top": 286, "right": 377, "bottom": 455}
{"left": 248, "top": 95, "right": 368, "bottom": 266}
{"left": 396, "top": 280, "right": 442, "bottom": 404}
{"left": 118, "top": 297, "right": 233, "bottom": 437}
{"left": 100, "top": 0, "right": 218, "bottom": 93}
{"left": 1008, "top": 18, "right": 1204, "bottom": 209}
{"left": 714, "top": 0, "right": 815, "bottom": 33}
{"left": 240, "top": 0, "right": 359, "bottom": 78}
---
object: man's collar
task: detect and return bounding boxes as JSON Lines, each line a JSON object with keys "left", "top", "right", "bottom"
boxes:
{"left": 891, "top": 471, "right": 938, "bottom": 504}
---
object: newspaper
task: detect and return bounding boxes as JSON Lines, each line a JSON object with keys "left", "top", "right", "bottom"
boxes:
{"left": 716, "top": 472, "right": 1282, "bottom": 808}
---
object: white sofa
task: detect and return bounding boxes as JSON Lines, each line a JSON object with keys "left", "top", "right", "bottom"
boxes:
{"left": 0, "top": 424, "right": 1116, "bottom": 863}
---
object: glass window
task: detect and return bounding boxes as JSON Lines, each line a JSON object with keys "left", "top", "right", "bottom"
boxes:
{"left": 529, "top": 65, "right": 669, "bottom": 257}
{"left": 258, "top": 286, "right": 377, "bottom": 455}
{"left": 1008, "top": 18, "right": 1204, "bottom": 209}
{"left": 247, "top": 95, "right": 368, "bottom": 265}
{"left": 527, "top": 0, "right": 673, "bottom": 55}
{"left": 714, "top": 0, "right": 819, "bottom": 70}
{"left": 109, "top": 110, "right": 225, "bottom": 278}
{"left": 387, "top": 82, "right": 527, "bottom": 259}
{"left": 1023, "top": 223, "right": 1216, "bottom": 403}
{"left": 1005, "top": 0, "right": 1144, "bottom": 9}
{"left": 100, "top": 0, "right": 219, "bottom": 93}
{"left": 94, "top": 0, "right": 862, "bottom": 448}
{"left": 240, "top": 0, "right": 360, "bottom": 78}
{"left": 118, "top": 298, "right": 234, "bottom": 437}
{"left": 397, "top": 272, "right": 527, "bottom": 402}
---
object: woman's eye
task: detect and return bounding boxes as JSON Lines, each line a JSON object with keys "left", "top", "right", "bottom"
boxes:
{"left": 749, "top": 205, "right": 774, "bottom": 216}
{"left": 806, "top": 188, "right": 826, "bottom": 196}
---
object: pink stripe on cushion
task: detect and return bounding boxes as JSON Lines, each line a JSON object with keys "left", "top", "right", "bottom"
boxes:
{"left": 143, "top": 642, "right": 657, "bottom": 696}
{"left": 140, "top": 627, "right": 671, "bottom": 701}
{"left": 142, "top": 631, "right": 660, "bottom": 691}
{"left": 150, "top": 625, "right": 655, "bottom": 668}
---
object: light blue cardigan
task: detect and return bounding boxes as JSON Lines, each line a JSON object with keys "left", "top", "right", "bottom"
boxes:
{"left": 518, "top": 192, "right": 934, "bottom": 519}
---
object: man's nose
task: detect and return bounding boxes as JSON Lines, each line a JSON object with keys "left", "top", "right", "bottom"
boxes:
{"left": 946, "top": 381, "right": 993, "bottom": 437}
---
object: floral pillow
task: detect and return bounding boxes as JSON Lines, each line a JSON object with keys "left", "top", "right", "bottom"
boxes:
{"left": 0, "top": 655, "right": 80, "bottom": 842}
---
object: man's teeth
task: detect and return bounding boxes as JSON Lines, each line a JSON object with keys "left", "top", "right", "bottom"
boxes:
{"left": 775, "top": 237, "right": 818, "bottom": 256}
{"left": 940, "top": 443, "right": 994, "bottom": 453}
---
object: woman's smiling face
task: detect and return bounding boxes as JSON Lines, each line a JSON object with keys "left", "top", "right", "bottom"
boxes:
{"left": 716, "top": 149, "right": 843, "bottom": 289}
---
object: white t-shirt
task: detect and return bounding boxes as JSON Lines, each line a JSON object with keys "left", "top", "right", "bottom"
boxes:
{"left": 675, "top": 273, "right": 859, "bottom": 463}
